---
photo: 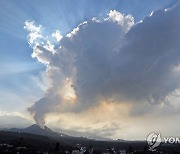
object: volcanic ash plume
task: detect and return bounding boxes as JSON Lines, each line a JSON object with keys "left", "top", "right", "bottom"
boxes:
{"left": 24, "top": 4, "right": 180, "bottom": 126}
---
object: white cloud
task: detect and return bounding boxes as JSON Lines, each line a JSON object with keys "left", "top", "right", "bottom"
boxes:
{"left": 107, "top": 10, "right": 134, "bottom": 32}
{"left": 24, "top": 21, "right": 43, "bottom": 45}
{"left": 52, "top": 30, "right": 63, "bottom": 42}
{"left": 24, "top": 21, "right": 57, "bottom": 65}
{"left": 24, "top": 21, "right": 42, "bottom": 32}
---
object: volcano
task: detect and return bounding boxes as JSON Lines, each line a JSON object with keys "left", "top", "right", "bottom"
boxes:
{"left": 8, "top": 124, "right": 67, "bottom": 138}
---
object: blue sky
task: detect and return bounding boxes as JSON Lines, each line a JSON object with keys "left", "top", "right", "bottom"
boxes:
{"left": 0, "top": 0, "right": 180, "bottom": 139}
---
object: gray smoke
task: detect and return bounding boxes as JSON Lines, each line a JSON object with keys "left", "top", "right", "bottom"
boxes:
{"left": 25, "top": 3, "right": 180, "bottom": 126}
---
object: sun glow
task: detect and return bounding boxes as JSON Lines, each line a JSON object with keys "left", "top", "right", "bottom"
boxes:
{"left": 60, "top": 78, "right": 77, "bottom": 102}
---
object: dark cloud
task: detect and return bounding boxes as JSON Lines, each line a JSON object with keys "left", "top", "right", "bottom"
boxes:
{"left": 25, "top": 3, "right": 180, "bottom": 126}
{"left": 113, "top": 3, "right": 180, "bottom": 103}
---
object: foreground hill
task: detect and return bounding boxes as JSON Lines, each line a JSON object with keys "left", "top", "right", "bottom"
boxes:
{"left": 0, "top": 131, "right": 70, "bottom": 154}
{"left": 1, "top": 125, "right": 180, "bottom": 153}
{"left": 0, "top": 130, "right": 147, "bottom": 153}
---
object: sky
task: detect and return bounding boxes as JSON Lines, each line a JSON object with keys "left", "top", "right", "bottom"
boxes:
{"left": 0, "top": 0, "right": 180, "bottom": 140}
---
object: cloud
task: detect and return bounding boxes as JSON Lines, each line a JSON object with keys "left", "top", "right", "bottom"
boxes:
{"left": 117, "top": 3, "right": 180, "bottom": 113}
{"left": 52, "top": 30, "right": 63, "bottom": 42}
{"left": 0, "top": 110, "right": 33, "bottom": 128}
{"left": 24, "top": 10, "right": 134, "bottom": 127}
{"left": 107, "top": 10, "right": 134, "bottom": 32}
{"left": 45, "top": 101, "right": 128, "bottom": 139}
{"left": 24, "top": 21, "right": 43, "bottom": 45}
{"left": 24, "top": 2, "right": 180, "bottom": 131}
{"left": 0, "top": 115, "right": 33, "bottom": 128}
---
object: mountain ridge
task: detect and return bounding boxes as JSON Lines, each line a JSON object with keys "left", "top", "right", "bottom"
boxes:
{"left": 4, "top": 124, "right": 113, "bottom": 141}
{"left": 7, "top": 124, "right": 68, "bottom": 138}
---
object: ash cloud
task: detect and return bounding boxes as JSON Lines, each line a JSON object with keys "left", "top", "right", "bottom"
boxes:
{"left": 25, "top": 3, "right": 180, "bottom": 127}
